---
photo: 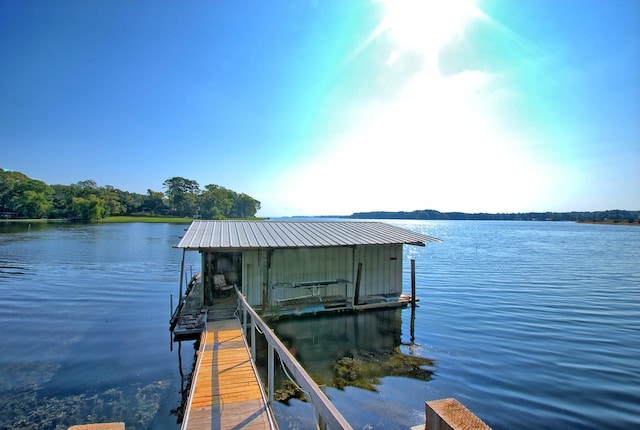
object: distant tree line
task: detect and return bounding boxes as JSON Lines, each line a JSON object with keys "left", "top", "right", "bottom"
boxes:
{"left": 350, "top": 209, "right": 640, "bottom": 222}
{"left": 0, "top": 169, "right": 260, "bottom": 221}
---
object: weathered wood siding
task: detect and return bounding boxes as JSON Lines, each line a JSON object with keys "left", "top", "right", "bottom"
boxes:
{"left": 355, "top": 244, "right": 403, "bottom": 296}
{"left": 269, "top": 247, "right": 354, "bottom": 303}
{"left": 241, "top": 250, "right": 267, "bottom": 307}
{"left": 239, "top": 244, "right": 404, "bottom": 307}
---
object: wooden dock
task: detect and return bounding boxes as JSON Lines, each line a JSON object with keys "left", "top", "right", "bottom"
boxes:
{"left": 182, "top": 319, "right": 275, "bottom": 430}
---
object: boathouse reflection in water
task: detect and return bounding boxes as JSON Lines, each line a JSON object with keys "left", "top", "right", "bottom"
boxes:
{"left": 172, "top": 308, "right": 434, "bottom": 425}
{"left": 262, "top": 308, "right": 434, "bottom": 394}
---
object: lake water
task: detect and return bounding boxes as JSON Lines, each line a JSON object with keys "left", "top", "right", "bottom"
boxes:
{"left": 0, "top": 222, "right": 200, "bottom": 430}
{"left": 0, "top": 221, "right": 638, "bottom": 429}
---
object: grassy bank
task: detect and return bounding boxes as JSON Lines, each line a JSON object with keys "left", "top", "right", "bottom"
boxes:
{"left": 99, "top": 216, "right": 194, "bottom": 223}
{"left": 1, "top": 216, "right": 195, "bottom": 224}
{"left": 1, "top": 218, "right": 66, "bottom": 223}
{"left": 3, "top": 216, "right": 265, "bottom": 224}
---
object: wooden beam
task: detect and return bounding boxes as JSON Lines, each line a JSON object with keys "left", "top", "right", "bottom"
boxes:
{"left": 68, "top": 424, "right": 124, "bottom": 430}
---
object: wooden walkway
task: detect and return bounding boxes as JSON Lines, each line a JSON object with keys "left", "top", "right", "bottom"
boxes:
{"left": 182, "top": 319, "right": 275, "bottom": 430}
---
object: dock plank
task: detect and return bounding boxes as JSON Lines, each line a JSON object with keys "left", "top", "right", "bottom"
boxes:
{"left": 182, "top": 319, "right": 274, "bottom": 430}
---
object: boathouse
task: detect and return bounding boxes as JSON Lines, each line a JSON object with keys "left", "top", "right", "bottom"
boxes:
{"left": 175, "top": 220, "right": 439, "bottom": 315}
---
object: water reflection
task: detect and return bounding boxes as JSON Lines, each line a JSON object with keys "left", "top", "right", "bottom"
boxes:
{"left": 170, "top": 340, "right": 198, "bottom": 425}
{"left": 265, "top": 309, "right": 434, "bottom": 394}
{"left": 171, "top": 309, "right": 434, "bottom": 429}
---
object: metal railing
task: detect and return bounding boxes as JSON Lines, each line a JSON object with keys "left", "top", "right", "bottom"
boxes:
{"left": 235, "top": 286, "right": 353, "bottom": 430}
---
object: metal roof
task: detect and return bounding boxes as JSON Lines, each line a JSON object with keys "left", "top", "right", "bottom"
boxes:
{"left": 176, "top": 220, "right": 441, "bottom": 250}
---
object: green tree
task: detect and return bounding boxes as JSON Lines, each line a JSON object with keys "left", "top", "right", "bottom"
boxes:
{"left": 0, "top": 168, "right": 26, "bottom": 211}
{"left": 10, "top": 190, "right": 51, "bottom": 218}
{"left": 100, "top": 185, "right": 127, "bottom": 216}
{"left": 50, "top": 184, "right": 76, "bottom": 218}
{"left": 162, "top": 177, "right": 200, "bottom": 216}
{"left": 143, "top": 189, "right": 168, "bottom": 215}
{"left": 71, "top": 195, "right": 105, "bottom": 220}
{"left": 48, "top": 180, "right": 149, "bottom": 219}
{"left": 115, "top": 189, "right": 145, "bottom": 214}
{"left": 1, "top": 169, "right": 262, "bottom": 220}
{"left": 199, "top": 184, "right": 233, "bottom": 219}
{"left": 229, "top": 193, "right": 261, "bottom": 218}
{"left": 76, "top": 179, "right": 98, "bottom": 192}
{"left": 0, "top": 169, "right": 53, "bottom": 217}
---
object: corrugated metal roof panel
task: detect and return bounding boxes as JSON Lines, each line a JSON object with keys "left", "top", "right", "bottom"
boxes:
{"left": 176, "top": 220, "right": 441, "bottom": 249}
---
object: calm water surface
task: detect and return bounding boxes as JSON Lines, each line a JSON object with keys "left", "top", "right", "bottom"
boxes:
{"left": 0, "top": 222, "right": 199, "bottom": 430}
{"left": 0, "top": 221, "right": 638, "bottom": 429}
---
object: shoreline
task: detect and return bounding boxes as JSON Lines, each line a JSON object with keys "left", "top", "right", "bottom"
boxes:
{"left": 576, "top": 220, "right": 640, "bottom": 226}
{"left": 1, "top": 216, "right": 266, "bottom": 224}
{"left": 3, "top": 217, "right": 638, "bottom": 225}
{"left": 0, "top": 216, "right": 193, "bottom": 224}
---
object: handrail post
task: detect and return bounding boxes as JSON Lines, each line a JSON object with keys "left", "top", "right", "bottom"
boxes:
{"left": 268, "top": 343, "right": 275, "bottom": 404}
{"left": 317, "top": 385, "right": 327, "bottom": 430}
{"left": 251, "top": 316, "right": 256, "bottom": 362}
{"left": 242, "top": 304, "right": 247, "bottom": 333}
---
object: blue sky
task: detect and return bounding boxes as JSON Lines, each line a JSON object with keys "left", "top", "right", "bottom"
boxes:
{"left": 1, "top": 0, "right": 638, "bottom": 217}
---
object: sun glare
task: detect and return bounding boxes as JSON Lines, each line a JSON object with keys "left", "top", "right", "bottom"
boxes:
{"left": 273, "top": 0, "right": 551, "bottom": 216}
{"left": 378, "top": 0, "right": 480, "bottom": 56}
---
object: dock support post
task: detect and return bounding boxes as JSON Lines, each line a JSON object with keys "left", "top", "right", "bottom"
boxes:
{"left": 410, "top": 297, "right": 416, "bottom": 343}
{"left": 267, "top": 343, "right": 275, "bottom": 404}
{"left": 354, "top": 262, "right": 363, "bottom": 306}
{"left": 410, "top": 258, "right": 417, "bottom": 343}
{"left": 410, "top": 259, "right": 416, "bottom": 304}
{"left": 179, "top": 249, "right": 185, "bottom": 300}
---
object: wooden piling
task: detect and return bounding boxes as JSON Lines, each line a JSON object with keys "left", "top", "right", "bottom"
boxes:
{"left": 354, "top": 262, "right": 363, "bottom": 305}
{"left": 411, "top": 258, "right": 416, "bottom": 304}
{"left": 410, "top": 297, "right": 416, "bottom": 343}
{"left": 179, "top": 249, "right": 185, "bottom": 300}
